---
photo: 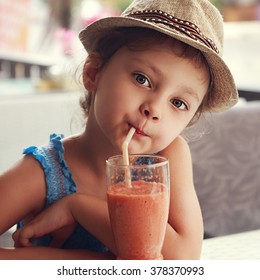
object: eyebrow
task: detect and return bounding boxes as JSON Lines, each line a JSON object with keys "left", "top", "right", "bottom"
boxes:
{"left": 131, "top": 57, "right": 163, "bottom": 77}
{"left": 181, "top": 86, "right": 201, "bottom": 103}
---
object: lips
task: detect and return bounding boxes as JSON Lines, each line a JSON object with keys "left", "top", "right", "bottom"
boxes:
{"left": 135, "top": 128, "right": 147, "bottom": 136}
{"left": 129, "top": 124, "right": 147, "bottom": 137}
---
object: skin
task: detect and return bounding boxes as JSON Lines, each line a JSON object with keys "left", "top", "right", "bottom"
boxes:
{"left": 0, "top": 40, "right": 209, "bottom": 259}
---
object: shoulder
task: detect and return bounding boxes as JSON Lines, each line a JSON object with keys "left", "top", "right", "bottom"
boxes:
{"left": 159, "top": 136, "right": 193, "bottom": 186}
{"left": 159, "top": 135, "right": 192, "bottom": 166}
{"left": 0, "top": 155, "right": 46, "bottom": 232}
{"left": 0, "top": 155, "right": 46, "bottom": 199}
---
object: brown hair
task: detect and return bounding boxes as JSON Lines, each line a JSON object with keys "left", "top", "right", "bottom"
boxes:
{"left": 80, "top": 27, "right": 212, "bottom": 124}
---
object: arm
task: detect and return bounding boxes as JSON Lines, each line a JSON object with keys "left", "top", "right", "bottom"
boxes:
{"left": 0, "top": 247, "right": 115, "bottom": 260}
{"left": 13, "top": 193, "right": 117, "bottom": 255}
{"left": 159, "top": 136, "right": 204, "bottom": 259}
{"left": 0, "top": 155, "right": 46, "bottom": 235}
{"left": 0, "top": 156, "right": 115, "bottom": 260}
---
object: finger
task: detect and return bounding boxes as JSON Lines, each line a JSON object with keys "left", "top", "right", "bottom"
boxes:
{"left": 13, "top": 231, "right": 32, "bottom": 247}
{"left": 12, "top": 227, "right": 35, "bottom": 247}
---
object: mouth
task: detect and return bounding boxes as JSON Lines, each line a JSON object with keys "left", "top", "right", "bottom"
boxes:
{"left": 129, "top": 124, "right": 147, "bottom": 137}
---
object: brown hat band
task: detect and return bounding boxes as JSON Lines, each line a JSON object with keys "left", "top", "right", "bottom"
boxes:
{"left": 127, "top": 10, "right": 219, "bottom": 54}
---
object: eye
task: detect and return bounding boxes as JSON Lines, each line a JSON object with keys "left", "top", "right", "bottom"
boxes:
{"left": 171, "top": 99, "right": 188, "bottom": 110}
{"left": 134, "top": 73, "right": 151, "bottom": 88}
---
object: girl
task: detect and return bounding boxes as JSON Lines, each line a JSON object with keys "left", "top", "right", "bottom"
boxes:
{"left": 0, "top": 0, "right": 238, "bottom": 259}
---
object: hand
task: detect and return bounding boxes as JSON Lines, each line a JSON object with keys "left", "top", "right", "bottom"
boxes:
{"left": 13, "top": 195, "right": 76, "bottom": 247}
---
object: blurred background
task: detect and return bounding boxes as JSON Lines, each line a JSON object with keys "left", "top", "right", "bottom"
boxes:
{"left": 0, "top": 0, "right": 259, "bottom": 94}
{"left": 0, "top": 0, "right": 130, "bottom": 93}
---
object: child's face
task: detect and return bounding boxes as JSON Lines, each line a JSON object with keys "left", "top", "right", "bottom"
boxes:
{"left": 91, "top": 41, "right": 210, "bottom": 154}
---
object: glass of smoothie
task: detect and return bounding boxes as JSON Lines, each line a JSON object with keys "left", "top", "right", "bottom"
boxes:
{"left": 106, "top": 154, "right": 170, "bottom": 260}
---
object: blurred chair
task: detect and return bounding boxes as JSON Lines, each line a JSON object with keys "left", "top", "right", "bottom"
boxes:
{"left": 188, "top": 100, "right": 260, "bottom": 237}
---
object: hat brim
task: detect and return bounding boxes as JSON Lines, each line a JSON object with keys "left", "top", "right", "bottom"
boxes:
{"left": 79, "top": 16, "right": 238, "bottom": 112}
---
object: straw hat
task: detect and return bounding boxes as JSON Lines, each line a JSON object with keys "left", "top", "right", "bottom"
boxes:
{"left": 79, "top": 0, "right": 238, "bottom": 112}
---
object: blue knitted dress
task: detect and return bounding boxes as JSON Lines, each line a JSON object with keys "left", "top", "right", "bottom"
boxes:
{"left": 19, "top": 133, "right": 108, "bottom": 252}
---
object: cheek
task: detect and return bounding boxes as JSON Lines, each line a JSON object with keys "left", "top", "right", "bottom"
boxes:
{"left": 93, "top": 84, "right": 129, "bottom": 128}
{"left": 97, "top": 88, "right": 137, "bottom": 122}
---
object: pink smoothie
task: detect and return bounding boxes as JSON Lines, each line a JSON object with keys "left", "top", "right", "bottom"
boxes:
{"left": 107, "top": 181, "right": 169, "bottom": 260}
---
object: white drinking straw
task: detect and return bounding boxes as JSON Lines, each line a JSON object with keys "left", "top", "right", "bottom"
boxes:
{"left": 122, "top": 127, "right": 136, "bottom": 187}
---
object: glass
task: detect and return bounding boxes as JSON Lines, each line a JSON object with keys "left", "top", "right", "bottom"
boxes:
{"left": 106, "top": 154, "right": 170, "bottom": 260}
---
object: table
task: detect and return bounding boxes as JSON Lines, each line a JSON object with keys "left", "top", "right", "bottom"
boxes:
{"left": 2, "top": 228, "right": 260, "bottom": 259}
{"left": 0, "top": 226, "right": 15, "bottom": 248}
{"left": 201, "top": 229, "right": 260, "bottom": 260}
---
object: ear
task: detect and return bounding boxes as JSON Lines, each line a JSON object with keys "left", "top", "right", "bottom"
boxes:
{"left": 82, "top": 53, "right": 102, "bottom": 92}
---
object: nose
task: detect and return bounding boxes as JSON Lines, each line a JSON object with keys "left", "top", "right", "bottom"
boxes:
{"left": 140, "top": 102, "right": 161, "bottom": 121}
